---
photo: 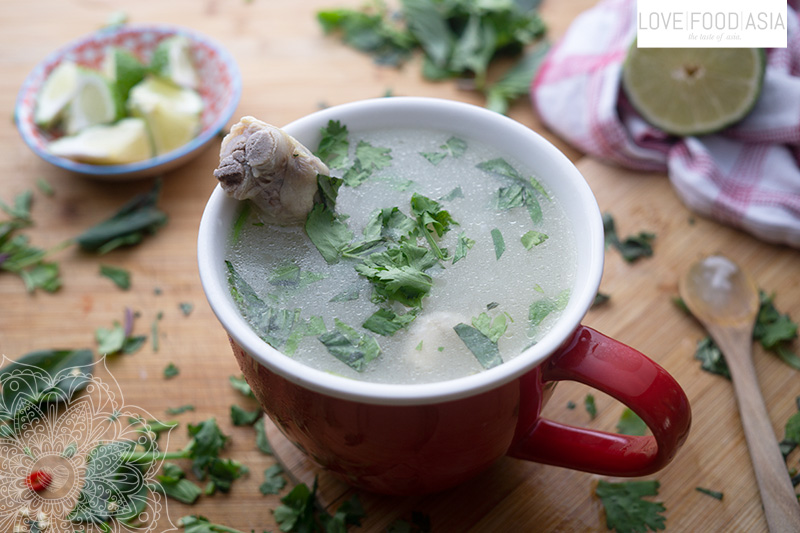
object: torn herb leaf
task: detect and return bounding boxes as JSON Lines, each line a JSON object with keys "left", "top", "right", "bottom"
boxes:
{"left": 592, "top": 292, "right": 611, "bottom": 308}
{"left": 696, "top": 487, "right": 724, "bottom": 501}
{"left": 453, "top": 232, "right": 475, "bottom": 264}
{"left": 163, "top": 363, "right": 179, "bottom": 379}
{"left": 229, "top": 374, "right": 255, "bottom": 398}
{"left": 96, "top": 322, "right": 126, "bottom": 355}
{"left": 178, "top": 515, "right": 249, "bottom": 533}
{"left": 694, "top": 336, "right": 731, "bottom": 379}
{"left": 304, "top": 203, "right": 354, "bottom": 264}
{"left": 75, "top": 180, "right": 168, "bottom": 254}
{"left": 152, "top": 462, "right": 203, "bottom": 505}
{"left": 231, "top": 404, "right": 262, "bottom": 426}
{"left": 491, "top": 228, "right": 505, "bottom": 259}
{"left": 486, "top": 40, "right": 551, "bottom": 114}
{"left": 0, "top": 349, "right": 92, "bottom": 431}
{"left": 616, "top": 408, "right": 647, "bottom": 436}
{"left": 315, "top": 119, "right": 350, "bottom": 169}
{"left": 318, "top": 319, "right": 381, "bottom": 372}
{"left": 454, "top": 323, "right": 503, "bottom": 369}
{"left": 363, "top": 307, "right": 418, "bottom": 336}
{"left": 166, "top": 404, "right": 195, "bottom": 416}
{"left": 259, "top": 464, "right": 287, "bottom": 495}
{"left": 439, "top": 186, "right": 464, "bottom": 202}
{"left": 471, "top": 311, "right": 508, "bottom": 343}
{"left": 256, "top": 417, "right": 273, "bottom": 455}
{"left": 354, "top": 243, "right": 435, "bottom": 307}
{"left": 585, "top": 394, "right": 597, "bottom": 419}
{"left": 596, "top": 480, "right": 666, "bottom": 533}
{"left": 602, "top": 212, "right": 655, "bottom": 263}
{"left": 179, "top": 302, "right": 194, "bottom": 316}
{"left": 100, "top": 264, "right": 131, "bottom": 290}
{"left": 421, "top": 136, "right": 468, "bottom": 164}
{"left": 479, "top": 157, "right": 547, "bottom": 224}
{"left": 521, "top": 230, "right": 548, "bottom": 249}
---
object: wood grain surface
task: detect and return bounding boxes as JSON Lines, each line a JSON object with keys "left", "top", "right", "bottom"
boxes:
{"left": 1, "top": 1, "right": 799, "bottom": 532}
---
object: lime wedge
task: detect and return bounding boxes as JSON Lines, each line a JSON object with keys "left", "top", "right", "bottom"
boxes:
{"left": 48, "top": 118, "right": 153, "bottom": 165}
{"left": 103, "top": 47, "right": 147, "bottom": 101}
{"left": 150, "top": 35, "right": 200, "bottom": 90}
{"left": 63, "top": 69, "right": 124, "bottom": 135}
{"left": 622, "top": 45, "right": 766, "bottom": 136}
{"left": 128, "top": 76, "right": 203, "bottom": 155}
{"left": 34, "top": 61, "right": 80, "bottom": 128}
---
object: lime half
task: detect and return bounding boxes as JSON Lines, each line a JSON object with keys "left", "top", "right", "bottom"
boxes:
{"left": 150, "top": 35, "right": 200, "bottom": 90}
{"left": 63, "top": 69, "right": 124, "bottom": 135}
{"left": 622, "top": 45, "right": 766, "bottom": 136}
{"left": 48, "top": 117, "right": 152, "bottom": 165}
{"left": 128, "top": 76, "right": 203, "bottom": 155}
{"left": 34, "top": 61, "right": 80, "bottom": 128}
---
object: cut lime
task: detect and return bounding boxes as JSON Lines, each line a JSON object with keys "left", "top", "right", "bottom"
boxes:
{"left": 622, "top": 44, "right": 766, "bottom": 136}
{"left": 63, "top": 69, "right": 124, "bottom": 135}
{"left": 48, "top": 117, "right": 152, "bottom": 165}
{"left": 150, "top": 35, "right": 200, "bottom": 90}
{"left": 34, "top": 61, "right": 80, "bottom": 128}
{"left": 128, "top": 75, "right": 203, "bottom": 155}
{"left": 103, "top": 47, "right": 147, "bottom": 101}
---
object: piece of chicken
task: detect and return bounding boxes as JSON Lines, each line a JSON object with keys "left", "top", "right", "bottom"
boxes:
{"left": 214, "top": 116, "right": 329, "bottom": 225}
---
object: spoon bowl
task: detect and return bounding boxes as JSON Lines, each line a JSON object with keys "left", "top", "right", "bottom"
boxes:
{"left": 680, "top": 254, "right": 759, "bottom": 328}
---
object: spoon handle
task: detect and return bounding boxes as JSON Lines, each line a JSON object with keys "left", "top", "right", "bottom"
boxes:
{"left": 710, "top": 324, "right": 800, "bottom": 533}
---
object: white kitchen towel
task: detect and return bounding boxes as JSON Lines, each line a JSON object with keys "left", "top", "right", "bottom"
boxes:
{"left": 531, "top": 0, "right": 800, "bottom": 248}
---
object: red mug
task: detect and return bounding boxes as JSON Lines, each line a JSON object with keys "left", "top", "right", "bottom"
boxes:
{"left": 198, "top": 97, "right": 691, "bottom": 495}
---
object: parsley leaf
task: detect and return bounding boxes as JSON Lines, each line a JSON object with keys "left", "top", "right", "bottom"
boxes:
{"left": 363, "top": 307, "right": 418, "bottom": 336}
{"left": 479, "top": 157, "right": 547, "bottom": 224}
{"left": 693, "top": 336, "right": 731, "bottom": 379}
{"left": 319, "top": 319, "right": 382, "bottom": 372}
{"left": 355, "top": 243, "right": 435, "bottom": 307}
{"left": 596, "top": 480, "right": 666, "bottom": 533}
{"left": 305, "top": 203, "right": 354, "bottom": 264}
{"left": 315, "top": 119, "right": 350, "bottom": 168}
{"left": 230, "top": 404, "right": 262, "bottom": 426}
{"left": 420, "top": 136, "right": 468, "bottom": 165}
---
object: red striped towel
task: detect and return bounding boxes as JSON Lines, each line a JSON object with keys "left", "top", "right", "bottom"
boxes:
{"left": 531, "top": 0, "right": 800, "bottom": 248}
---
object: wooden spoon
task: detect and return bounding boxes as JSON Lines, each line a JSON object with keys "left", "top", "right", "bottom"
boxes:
{"left": 679, "top": 254, "right": 800, "bottom": 532}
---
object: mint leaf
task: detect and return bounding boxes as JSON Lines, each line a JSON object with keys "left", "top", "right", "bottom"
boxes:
{"left": 454, "top": 323, "right": 503, "bottom": 369}
{"left": 596, "top": 480, "right": 666, "bottom": 533}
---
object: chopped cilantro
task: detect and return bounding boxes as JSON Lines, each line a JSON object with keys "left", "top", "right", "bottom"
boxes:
{"left": 693, "top": 336, "right": 730, "bottom": 379}
{"left": 695, "top": 487, "right": 724, "bottom": 500}
{"left": 585, "top": 394, "right": 597, "bottom": 420}
{"left": 178, "top": 515, "right": 250, "bottom": 533}
{"left": 153, "top": 462, "right": 203, "bottom": 505}
{"left": 603, "top": 213, "right": 655, "bottom": 263}
{"left": 304, "top": 203, "right": 354, "bottom": 264}
{"left": 229, "top": 374, "right": 255, "bottom": 398}
{"left": 230, "top": 404, "right": 262, "bottom": 426}
{"left": 36, "top": 177, "right": 54, "bottom": 197}
{"left": 231, "top": 202, "right": 251, "bottom": 245}
{"left": 596, "top": 480, "right": 666, "bottom": 533}
{"left": 439, "top": 186, "right": 465, "bottom": 202}
{"left": 479, "top": 157, "right": 547, "bottom": 224}
{"left": 363, "top": 307, "right": 418, "bottom": 336}
{"left": 616, "top": 408, "right": 647, "bottom": 436}
{"left": 318, "top": 319, "right": 381, "bottom": 372}
{"left": 273, "top": 478, "right": 365, "bottom": 533}
{"left": 491, "top": 228, "right": 505, "bottom": 259}
{"left": 454, "top": 323, "right": 503, "bottom": 369}
{"left": 165, "top": 404, "right": 195, "bottom": 415}
{"left": 521, "top": 230, "right": 548, "bottom": 249}
{"left": 315, "top": 120, "right": 350, "bottom": 168}
{"left": 163, "top": 363, "right": 179, "bottom": 379}
{"left": 100, "top": 264, "right": 131, "bottom": 290}
{"left": 472, "top": 311, "right": 509, "bottom": 343}
{"left": 592, "top": 292, "right": 611, "bottom": 308}
{"left": 179, "top": 302, "right": 194, "bottom": 316}
{"left": 95, "top": 321, "right": 145, "bottom": 356}
{"left": 151, "top": 312, "right": 162, "bottom": 353}
{"left": 420, "top": 136, "right": 468, "bottom": 165}
{"left": 486, "top": 40, "right": 551, "bottom": 114}
{"left": 259, "top": 464, "right": 287, "bottom": 495}
{"left": 354, "top": 243, "right": 436, "bottom": 307}
{"left": 255, "top": 417, "right": 273, "bottom": 455}
{"left": 453, "top": 232, "right": 475, "bottom": 264}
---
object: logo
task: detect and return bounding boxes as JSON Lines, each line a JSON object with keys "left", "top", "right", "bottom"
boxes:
{"left": 637, "top": 0, "right": 788, "bottom": 48}
{"left": 0, "top": 355, "right": 175, "bottom": 532}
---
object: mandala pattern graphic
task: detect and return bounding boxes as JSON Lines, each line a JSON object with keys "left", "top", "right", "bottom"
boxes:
{"left": 0, "top": 355, "right": 176, "bottom": 532}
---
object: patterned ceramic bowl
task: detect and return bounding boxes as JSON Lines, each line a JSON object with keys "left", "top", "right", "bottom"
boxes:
{"left": 15, "top": 24, "right": 241, "bottom": 180}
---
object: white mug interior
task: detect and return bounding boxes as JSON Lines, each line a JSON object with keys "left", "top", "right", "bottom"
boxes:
{"left": 198, "top": 97, "right": 604, "bottom": 406}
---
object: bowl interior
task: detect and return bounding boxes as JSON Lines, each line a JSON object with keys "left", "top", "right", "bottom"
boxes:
{"left": 15, "top": 24, "right": 241, "bottom": 179}
{"left": 198, "top": 97, "right": 604, "bottom": 405}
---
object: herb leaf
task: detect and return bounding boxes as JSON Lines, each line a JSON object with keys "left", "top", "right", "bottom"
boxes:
{"left": 230, "top": 404, "right": 262, "bottom": 426}
{"left": 491, "top": 228, "right": 505, "bottom": 259}
{"left": 259, "top": 464, "right": 287, "bottom": 495}
{"left": 596, "top": 480, "right": 666, "bottom": 533}
{"left": 75, "top": 181, "right": 168, "bottom": 254}
{"left": 454, "top": 323, "right": 503, "bottom": 369}
{"left": 616, "top": 408, "right": 647, "bottom": 436}
{"left": 453, "top": 232, "right": 475, "bottom": 264}
{"left": 315, "top": 119, "right": 350, "bottom": 168}
{"left": 100, "top": 264, "right": 131, "bottom": 289}
{"left": 521, "top": 230, "right": 548, "bottom": 249}
{"left": 318, "top": 319, "right": 381, "bottom": 372}
{"left": 363, "top": 307, "right": 418, "bottom": 336}
{"left": 603, "top": 212, "right": 655, "bottom": 263}
{"left": 304, "top": 203, "right": 354, "bottom": 264}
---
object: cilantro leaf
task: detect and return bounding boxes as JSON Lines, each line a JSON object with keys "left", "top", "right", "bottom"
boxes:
{"left": 420, "top": 136, "right": 468, "bottom": 164}
{"left": 616, "top": 408, "right": 647, "bottom": 436}
{"left": 693, "top": 336, "right": 731, "bottom": 379}
{"left": 315, "top": 119, "right": 350, "bottom": 168}
{"left": 166, "top": 404, "right": 195, "bottom": 415}
{"left": 585, "top": 394, "right": 597, "bottom": 419}
{"left": 363, "top": 307, "right": 418, "bottom": 336}
{"left": 596, "top": 480, "right": 666, "bottom": 533}
{"left": 695, "top": 487, "right": 724, "bottom": 500}
{"left": 603, "top": 212, "right": 655, "bottom": 263}
{"left": 178, "top": 515, "right": 249, "bottom": 533}
{"left": 304, "top": 203, "right": 354, "bottom": 264}
{"left": 255, "top": 417, "right": 273, "bottom": 455}
{"left": 454, "top": 323, "right": 503, "bottom": 369}
{"left": 521, "top": 230, "right": 548, "bottom": 249}
{"left": 259, "top": 464, "right": 287, "bottom": 495}
{"left": 479, "top": 158, "right": 546, "bottom": 224}
{"left": 355, "top": 243, "right": 435, "bottom": 307}
{"left": 491, "top": 228, "right": 505, "bottom": 259}
{"left": 319, "top": 319, "right": 382, "bottom": 372}
{"left": 229, "top": 374, "right": 255, "bottom": 398}
{"left": 163, "top": 363, "right": 179, "bottom": 379}
{"left": 486, "top": 40, "right": 551, "bottom": 114}
{"left": 453, "top": 232, "right": 475, "bottom": 264}
{"left": 153, "top": 462, "right": 203, "bottom": 505}
{"left": 230, "top": 404, "right": 262, "bottom": 426}
{"left": 472, "top": 311, "right": 509, "bottom": 343}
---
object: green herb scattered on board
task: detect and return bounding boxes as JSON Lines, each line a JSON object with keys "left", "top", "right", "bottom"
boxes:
{"left": 595, "top": 480, "right": 666, "bottom": 533}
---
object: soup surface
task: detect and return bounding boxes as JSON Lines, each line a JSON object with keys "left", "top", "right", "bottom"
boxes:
{"left": 225, "top": 123, "right": 577, "bottom": 384}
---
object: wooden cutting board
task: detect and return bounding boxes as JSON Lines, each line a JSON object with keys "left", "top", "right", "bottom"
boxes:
{"left": 1, "top": 0, "right": 799, "bottom": 531}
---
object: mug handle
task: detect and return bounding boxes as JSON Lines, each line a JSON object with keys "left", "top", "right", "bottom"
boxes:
{"left": 507, "top": 325, "right": 691, "bottom": 476}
